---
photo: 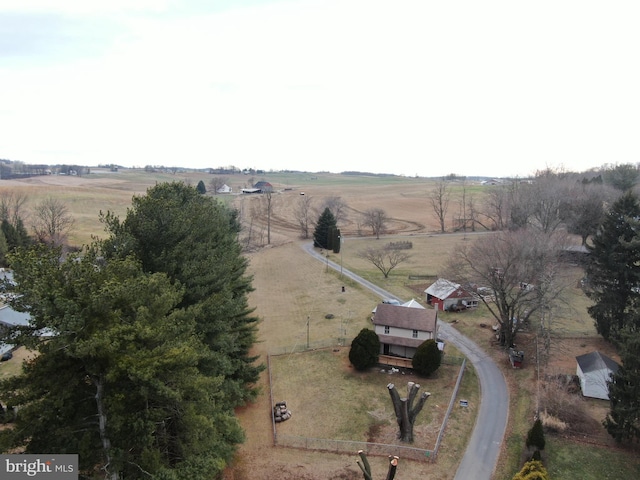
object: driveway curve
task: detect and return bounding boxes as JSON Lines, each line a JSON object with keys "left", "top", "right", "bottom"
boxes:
{"left": 302, "top": 242, "right": 508, "bottom": 480}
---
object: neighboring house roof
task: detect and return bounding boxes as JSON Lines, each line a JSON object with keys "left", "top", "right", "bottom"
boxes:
{"left": 253, "top": 181, "right": 273, "bottom": 191}
{"left": 0, "top": 305, "right": 30, "bottom": 328}
{"left": 0, "top": 304, "right": 55, "bottom": 339}
{"left": 217, "top": 184, "right": 232, "bottom": 193}
{"left": 0, "top": 305, "right": 28, "bottom": 356}
{"left": 576, "top": 351, "right": 619, "bottom": 375}
{"left": 372, "top": 303, "right": 437, "bottom": 333}
{"left": 424, "top": 278, "right": 473, "bottom": 300}
{"left": 401, "top": 298, "right": 425, "bottom": 309}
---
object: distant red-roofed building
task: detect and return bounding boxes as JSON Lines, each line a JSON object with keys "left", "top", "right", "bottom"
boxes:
{"left": 424, "top": 278, "right": 478, "bottom": 311}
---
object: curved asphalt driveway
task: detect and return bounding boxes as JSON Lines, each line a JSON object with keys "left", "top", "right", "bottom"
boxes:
{"left": 302, "top": 242, "right": 508, "bottom": 480}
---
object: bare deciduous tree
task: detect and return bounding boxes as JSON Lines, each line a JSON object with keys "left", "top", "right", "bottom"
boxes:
{"left": 362, "top": 208, "right": 388, "bottom": 239}
{"left": 0, "top": 190, "right": 28, "bottom": 226}
{"left": 209, "top": 176, "right": 228, "bottom": 195}
{"left": 527, "top": 170, "right": 572, "bottom": 233}
{"left": 31, "top": 197, "right": 74, "bottom": 247}
{"left": 357, "top": 244, "right": 411, "bottom": 278}
{"left": 446, "top": 229, "right": 568, "bottom": 348}
{"left": 321, "top": 196, "right": 348, "bottom": 226}
{"left": 563, "top": 182, "right": 612, "bottom": 245}
{"left": 428, "top": 179, "right": 450, "bottom": 233}
{"left": 480, "top": 185, "right": 510, "bottom": 231}
{"left": 293, "top": 194, "right": 314, "bottom": 239}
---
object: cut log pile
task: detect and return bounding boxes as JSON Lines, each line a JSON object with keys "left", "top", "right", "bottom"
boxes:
{"left": 273, "top": 401, "right": 292, "bottom": 422}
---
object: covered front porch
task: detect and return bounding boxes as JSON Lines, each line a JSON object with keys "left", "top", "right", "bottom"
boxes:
{"left": 378, "top": 354, "right": 413, "bottom": 369}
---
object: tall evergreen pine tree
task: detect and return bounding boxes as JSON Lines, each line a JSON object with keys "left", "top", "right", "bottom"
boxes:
{"left": 586, "top": 191, "right": 640, "bottom": 341}
{"left": 313, "top": 207, "right": 337, "bottom": 249}
{"left": 604, "top": 331, "right": 640, "bottom": 442}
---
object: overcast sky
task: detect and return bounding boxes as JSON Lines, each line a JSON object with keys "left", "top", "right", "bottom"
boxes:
{"left": 1, "top": 0, "right": 638, "bottom": 178}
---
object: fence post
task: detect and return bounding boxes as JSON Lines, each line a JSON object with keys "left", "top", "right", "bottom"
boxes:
{"left": 433, "top": 358, "right": 467, "bottom": 459}
{"left": 268, "top": 354, "right": 277, "bottom": 445}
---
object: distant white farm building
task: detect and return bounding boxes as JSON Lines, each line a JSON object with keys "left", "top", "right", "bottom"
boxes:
{"left": 371, "top": 298, "right": 424, "bottom": 314}
{"left": 576, "top": 351, "right": 620, "bottom": 400}
{"left": 216, "top": 184, "right": 232, "bottom": 194}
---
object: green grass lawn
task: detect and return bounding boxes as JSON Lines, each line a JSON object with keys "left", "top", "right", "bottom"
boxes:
{"left": 269, "top": 346, "right": 478, "bottom": 474}
{"left": 545, "top": 436, "right": 640, "bottom": 480}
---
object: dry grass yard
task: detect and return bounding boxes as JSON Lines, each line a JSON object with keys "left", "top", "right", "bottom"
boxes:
{"left": 1, "top": 170, "right": 639, "bottom": 479}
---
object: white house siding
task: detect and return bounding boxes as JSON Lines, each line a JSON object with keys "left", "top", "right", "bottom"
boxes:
{"left": 374, "top": 325, "right": 434, "bottom": 359}
{"left": 576, "top": 364, "right": 613, "bottom": 400}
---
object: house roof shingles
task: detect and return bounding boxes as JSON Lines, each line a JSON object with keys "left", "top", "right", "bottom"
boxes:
{"left": 372, "top": 303, "right": 437, "bottom": 333}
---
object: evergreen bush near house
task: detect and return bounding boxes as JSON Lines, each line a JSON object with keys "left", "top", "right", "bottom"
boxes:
{"left": 196, "top": 180, "right": 206, "bottom": 194}
{"left": 349, "top": 328, "right": 380, "bottom": 371}
{"left": 412, "top": 339, "right": 441, "bottom": 377}
{"left": 526, "top": 418, "right": 546, "bottom": 451}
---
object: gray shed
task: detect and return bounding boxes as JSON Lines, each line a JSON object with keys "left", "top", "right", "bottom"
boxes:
{"left": 576, "top": 351, "right": 619, "bottom": 400}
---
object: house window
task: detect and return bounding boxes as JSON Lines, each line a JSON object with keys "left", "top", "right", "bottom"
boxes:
{"left": 412, "top": 330, "right": 418, "bottom": 338}
{"left": 384, "top": 326, "right": 390, "bottom": 334}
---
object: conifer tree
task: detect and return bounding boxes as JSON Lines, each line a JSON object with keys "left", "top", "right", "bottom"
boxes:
{"left": 1, "top": 244, "right": 240, "bottom": 479}
{"left": 313, "top": 207, "right": 337, "bottom": 249}
{"left": 604, "top": 331, "right": 640, "bottom": 442}
{"left": 586, "top": 191, "right": 640, "bottom": 341}
{"left": 101, "top": 182, "right": 263, "bottom": 407}
{"left": 526, "top": 418, "right": 545, "bottom": 451}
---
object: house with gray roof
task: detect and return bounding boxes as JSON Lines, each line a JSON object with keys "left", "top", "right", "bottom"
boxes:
{"left": 371, "top": 303, "right": 438, "bottom": 359}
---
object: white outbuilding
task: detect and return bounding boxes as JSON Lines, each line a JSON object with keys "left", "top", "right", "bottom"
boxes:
{"left": 575, "top": 351, "right": 619, "bottom": 400}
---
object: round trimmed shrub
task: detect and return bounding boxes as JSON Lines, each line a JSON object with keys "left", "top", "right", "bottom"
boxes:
{"left": 412, "top": 339, "right": 442, "bottom": 376}
{"left": 349, "top": 328, "right": 380, "bottom": 371}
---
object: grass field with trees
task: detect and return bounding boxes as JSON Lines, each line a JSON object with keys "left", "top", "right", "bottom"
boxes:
{"left": 1, "top": 167, "right": 640, "bottom": 479}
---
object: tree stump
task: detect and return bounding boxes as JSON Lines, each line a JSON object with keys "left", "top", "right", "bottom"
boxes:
{"left": 387, "top": 382, "right": 430, "bottom": 443}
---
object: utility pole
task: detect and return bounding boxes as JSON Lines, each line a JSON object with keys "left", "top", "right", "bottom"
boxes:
{"left": 306, "top": 315, "right": 310, "bottom": 349}
{"left": 339, "top": 235, "right": 344, "bottom": 277}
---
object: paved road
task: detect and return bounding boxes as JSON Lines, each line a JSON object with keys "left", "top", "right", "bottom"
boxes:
{"left": 303, "top": 242, "right": 508, "bottom": 480}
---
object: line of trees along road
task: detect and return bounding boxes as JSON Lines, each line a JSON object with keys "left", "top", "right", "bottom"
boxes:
{"left": 0, "top": 182, "right": 263, "bottom": 480}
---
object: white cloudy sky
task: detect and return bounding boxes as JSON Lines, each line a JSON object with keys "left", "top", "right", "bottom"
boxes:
{"left": 1, "top": 0, "right": 639, "bottom": 177}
